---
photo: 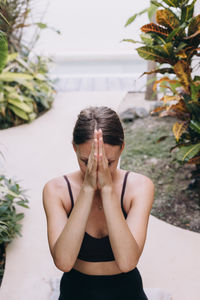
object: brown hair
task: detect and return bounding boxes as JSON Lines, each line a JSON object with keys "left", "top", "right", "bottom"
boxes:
{"left": 72, "top": 106, "right": 124, "bottom": 146}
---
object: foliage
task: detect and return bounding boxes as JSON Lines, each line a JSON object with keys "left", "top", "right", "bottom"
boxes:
{"left": 124, "top": 1, "right": 200, "bottom": 170}
{"left": 0, "top": 0, "right": 60, "bottom": 55}
{"left": 0, "top": 0, "right": 58, "bottom": 128}
{"left": 0, "top": 53, "right": 55, "bottom": 128}
{"left": 0, "top": 32, "right": 8, "bottom": 73}
{"left": 0, "top": 174, "right": 29, "bottom": 245}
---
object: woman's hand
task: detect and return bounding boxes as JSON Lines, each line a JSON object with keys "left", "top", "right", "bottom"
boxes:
{"left": 97, "top": 129, "right": 113, "bottom": 190}
{"left": 83, "top": 130, "right": 98, "bottom": 190}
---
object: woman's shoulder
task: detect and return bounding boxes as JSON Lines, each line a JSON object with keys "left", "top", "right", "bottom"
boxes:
{"left": 42, "top": 171, "right": 81, "bottom": 212}
{"left": 128, "top": 170, "right": 154, "bottom": 186}
{"left": 119, "top": 169, "right": 154, "bottom": 184}
{"left": 43, "top": 171, "right": 80, "bottom": 196}
{"left": 120, "top": 169, "right": 154, "bottom": 197}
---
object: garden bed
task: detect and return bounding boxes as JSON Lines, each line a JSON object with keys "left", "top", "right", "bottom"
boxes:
{"left": 120, "top": 114, "right": 200, "bottom": 233}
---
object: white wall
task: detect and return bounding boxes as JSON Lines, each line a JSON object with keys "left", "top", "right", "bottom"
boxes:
{"left": 30, "top": 0, "right": 148, "bottom": 56}
{"left": 27, "top": 0, "right": 200, "bottom": 57}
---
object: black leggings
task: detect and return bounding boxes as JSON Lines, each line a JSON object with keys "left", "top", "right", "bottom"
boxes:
{"left": 58, "top": 267, "right": 148, "bottom": 300}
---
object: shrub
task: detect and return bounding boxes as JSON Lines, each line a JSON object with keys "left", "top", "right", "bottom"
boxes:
{"left": 124, "top": 0, "right": 200, "bottom": 195}
{"left": 0, "top": 173, "right": 29, "bottom": 284}
{"left": 0, "top": 0, "right": 58, "bottom": 129}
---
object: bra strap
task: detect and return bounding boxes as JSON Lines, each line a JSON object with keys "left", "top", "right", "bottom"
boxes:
{"left": 120, "top": 171, "right": 130, "bottom": 216}
{"left": 63, "top": 175, "right": 74, "bottom": 211}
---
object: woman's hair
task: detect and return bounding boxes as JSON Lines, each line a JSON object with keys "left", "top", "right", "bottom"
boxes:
{"left": 73, "top": 106, "right": 124, "bottom": 147}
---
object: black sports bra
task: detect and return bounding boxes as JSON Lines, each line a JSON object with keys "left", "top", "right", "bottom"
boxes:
{"left": 63, "top": 171, "right": 130, "bottom": 262}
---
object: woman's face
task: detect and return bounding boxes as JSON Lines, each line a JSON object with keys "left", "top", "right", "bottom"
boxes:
{"left": 73, "top": 140, "right": 124, "bottom": 176}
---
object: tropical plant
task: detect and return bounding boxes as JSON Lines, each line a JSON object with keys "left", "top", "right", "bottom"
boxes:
{"left": 0, "top": 173, "right": 29, "bottom": 284}
{"left": 124, "top": 0, "right": 200, "bottom": 194}
{"left": 0, "top": 0, "right": 58, "bottom": 128}
{"left": 0, "top": 53, "right": 55, "bottom": 128}
{"left": 0, "top": 174, "right": 29, "bottom": 244}
{"left": 0, "top": 0, "right": 59, "bottom": 55}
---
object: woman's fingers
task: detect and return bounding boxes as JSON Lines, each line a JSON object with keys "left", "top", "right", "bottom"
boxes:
{"left": 87, "top": 129, "right": 97, "bottom": 170}
{"left": 98, "top": 129, "right": 107, "bottom": 167}
{"left": 92, "top": 133, "right": 98, "bottom": 171}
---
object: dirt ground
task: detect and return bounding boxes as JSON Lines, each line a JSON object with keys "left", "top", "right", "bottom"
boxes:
{"left": 120, "top": 114, "right": 200, "bottom": 233}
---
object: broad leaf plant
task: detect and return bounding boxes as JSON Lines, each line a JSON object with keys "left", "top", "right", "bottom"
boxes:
{"left": 125, "top": 0, "right": 200, "bottom": 192}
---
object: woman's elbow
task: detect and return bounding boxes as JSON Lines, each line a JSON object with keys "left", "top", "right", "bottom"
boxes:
{"left": 52, "top": 251, "right": 74, "bottom": 272}
{"left": 117, "top": 255, "right": 139, "bottom": 273}
{"left": 119, "top": 262, "right": 137, "bottom": 273}
{"left": 53, "top": 257, "right": 73, "bottom": 272}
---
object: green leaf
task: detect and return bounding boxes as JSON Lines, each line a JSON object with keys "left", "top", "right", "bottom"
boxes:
{"left": 140, "top": 33, "right": 154, "bottom": 46}
{"left": 7, "top": 99, "right": 33, "bottom": 113}
{"left": 0, "top": 11, "right": 10, "bottom": 25}
{"left": 35, "top": 22, "right": 48, "bottom": 29}
{"left": 154, "top": 42, "right": 173, "bottom": 57}
{"left": 148, "top": 4, "right": 158, "bottom": 21}
{"left": 181, "top": 0, "right": 197, "bottom": 23}
{"left": 15, "top": 213, "right": 24, "bottom": 221}
{"left": 166, "top": 22, "right": 187, "bottom": 42}
{"left": 8, "top": 104, "right": 29, "bottom": 120}
{"left": 0, "top": 72, "right": 33, "bottom": 81}
{"left": 0, "top": 186, "right": 21, "bottom": 198}
{"left": 190, "top": 82, "right": 200, "bottom": 102}
{"left": 162, "top": 0, "right": 179, "bottom": 7}
{"left": 125, "top": 8, "right": 148, "bottom": 27}
{"left": 6, "top": 53, "right": 18, "bottom": 64}
{"left": 0, "top": 72, "right": 35, "bottom": 91}
{"left": 121, "top": 39, "right": 143, "bottom": 44}
{"left": 194, "top": 75, "right": 200, "bottom": 81}
{"left": 150, "top": 1, "right": 166, "bottom": 8}
{"left": 149, "top": 33, "right": 167, "bottom": 44}
{"left": 177, "top": 143, "right": 200, "bottom": 162}
{"left": 136, "top": 46, "right": 170, "bottom": 63}
{"left": 16, "top": 202, "right": 29, "bottom": 209}
{"left": 0, "top": 206, "right": 8, "bottom": 215}
{"left": 189, "top": 120, "right": 200, "bottom": 134}
{"left": 0, "top": 34, "right": 8, "bottom": 73}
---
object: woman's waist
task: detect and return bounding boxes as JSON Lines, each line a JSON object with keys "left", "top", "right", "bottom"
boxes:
{"left": 73, "top": 259, "right": 123, "bottom": 276}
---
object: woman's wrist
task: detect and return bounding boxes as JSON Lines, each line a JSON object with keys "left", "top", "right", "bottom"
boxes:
{"left": 100, "top": 184, "right": 114, "bottom": 198}
{"left": 81, "top": 183, "right": 96, "bottom": 195}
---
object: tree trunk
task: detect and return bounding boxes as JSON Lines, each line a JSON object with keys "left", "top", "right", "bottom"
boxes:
{"left": 145, "top": 60, "right": 158, "bottom": 100}
{"left": 145, "top": 11, "right": 157, "bottom": 101}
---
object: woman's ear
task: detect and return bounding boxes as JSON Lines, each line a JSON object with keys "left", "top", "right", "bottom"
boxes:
{"left": 120, "top": 142, "right": 125, "bottom": 153}
{"left": 72, "top": 143, "right": 77, "bottom": 152}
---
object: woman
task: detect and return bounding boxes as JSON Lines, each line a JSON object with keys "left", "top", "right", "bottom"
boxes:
{"left": 42, "top": 106, "right": 154, "bottom": 300}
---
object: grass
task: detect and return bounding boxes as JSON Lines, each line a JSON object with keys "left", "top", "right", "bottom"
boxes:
{"left": 120, "top": 115, "right": 200, "bottom": 232}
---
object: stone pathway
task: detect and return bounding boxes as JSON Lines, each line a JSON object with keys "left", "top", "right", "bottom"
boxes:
{"left": 0, "top": 91, "right": 200, "bottom": 300}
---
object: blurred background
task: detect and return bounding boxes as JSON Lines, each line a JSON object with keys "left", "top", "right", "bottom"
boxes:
{"left": 25, "top": 0, "right": 149, "bottom": 92}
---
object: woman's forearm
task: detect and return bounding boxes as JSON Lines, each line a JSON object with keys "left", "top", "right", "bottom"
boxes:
{"left": 101, "top": 186, "right": 140, "bottom": 272}
{"left": 53, "top": 185, "right": 95, "bottom": 272}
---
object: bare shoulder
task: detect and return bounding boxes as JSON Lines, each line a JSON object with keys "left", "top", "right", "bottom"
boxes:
{"left": 125, "top": 170, "right": 155, "bottom": 205}
{"left": 42, "top": 176, "right": 65, "bottom": 213}
{"left": 43, "top": 176, "right": 64, "bottom": 199}
{"left": 128, "top": 171, "right": 154, "bottom": 189}
{"left": 42, "top": 171, "right": 80, "bottom": 210}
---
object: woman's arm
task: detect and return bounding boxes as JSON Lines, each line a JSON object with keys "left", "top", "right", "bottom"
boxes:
{"left": 43, "top": 181, "right": 95, "bottom": 272}
{"left": 101, "top": 176, "right": 154, "bottom": 273}
{"left": 97, "top": 129, "right": 154, "bottom": 272}
{"left": 43, "top": 132, "right": 98, "bottom": 272}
